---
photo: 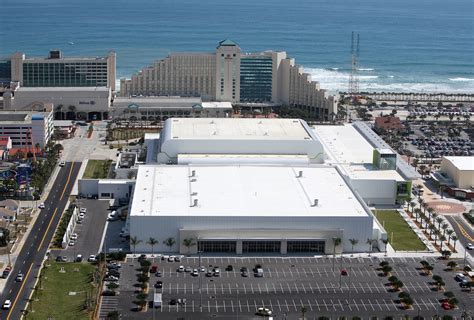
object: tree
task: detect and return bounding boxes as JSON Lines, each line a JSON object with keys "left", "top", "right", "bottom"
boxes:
{"left": 130, "top": 236, "right": 142, "bottom": 255}
{"left": 382, "top": 265, "right": 392, "bottom": 276}
{"left": 366, "top": 238, "right": 375, "bottom": 256}
{"left": 425, "top": 265, "right": 433, "bottom": 275}
{"left": 446, "top": 230, "right": 454, "bottom": 245}
{"left": 182, "top": 238, "right": 196, "bottom": 255}
{"left": 382, "top": 239, "right": 389, "bottom": 256}
{"left": 448, "top": 297, "right": 458, "bottom": 307}
{"left": 388, "top": 275, "right": 398, "bottom": 283}
{"left": 301, "top": 305, "right": 307, "bottom": 320}
{"left": 393, "top": 280, "right": 404, "bottom": 291}
{"left": 147, "top": 237, "right": 158, "bottom": 259}
{"left": 409, "top": 201, "right": 416, "bottom": 214}
{"left": 163, "top": 237, "right": 176, "bottom": 252}
{"left": 447, "top": 261, "right": 457, "bottom": 270}
{"left": 451, "top": 235, "right": 458, "bottom": 252}
{"left": 435, "top": 216, "right": 443, "bottom": 230}
{"left": 441, "top": 250, "right": 452, "bottom": 260}
{"left": 348, "top": 238, "right": 358, "bottom": 255}
{"left": 441, "top": 223, "right": 449, "bottom": 237}
{"left": 401, "top": 296, "right": 413, "bottom": 309}
{"left": 332, "top": 237, "right": 341, "bottom": 271}
{"left": 439, "top": 235, "right": 446, "bottom": 251}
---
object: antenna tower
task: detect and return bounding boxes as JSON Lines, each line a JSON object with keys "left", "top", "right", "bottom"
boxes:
{"left": 348, "top": 31, "right": 360, "bottom": 102}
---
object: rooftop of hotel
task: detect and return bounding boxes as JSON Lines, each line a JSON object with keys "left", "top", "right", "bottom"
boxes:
{"left": 131, "top": 165, "right": 370, "bottom": 218}
{"left": 443, "top": 156, "right": 474, "bottom": 171}
{"left": 169, "top": 118, "right": 313, "bottom": 140}
{"left": 16, "top": 87, "right": 109, "bottom": 92}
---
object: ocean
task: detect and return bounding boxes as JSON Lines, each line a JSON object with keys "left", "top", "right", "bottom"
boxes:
{"left": 0, "top": 0, "right": 473, "bottom": 93}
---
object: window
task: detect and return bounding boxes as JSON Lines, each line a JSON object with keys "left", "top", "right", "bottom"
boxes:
{"left": 242, "top": 241, "right": 281, "bottom": 253}
{"left": 287, "top": 241, "right": 325, "bottom": 253}
{"left": 198, "top": 241, "right": 236, "bottom": 253}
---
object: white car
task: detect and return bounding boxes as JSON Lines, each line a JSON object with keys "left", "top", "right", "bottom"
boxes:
{"left": 38, "top": 203, "right": 45, "bottom": 209}
{"left": 2, "top": 299, "right": 11, "bottom": 310}
{"left": 107, "top": 214, "right": 118, "bottom": 221}
{"left": 257, "top": 307, "right": 272, "bottom": 316}
{"left": 68, "top": 240, "right": 75, "bottom": 246}
{"left": 79, "top": 208, "right": 87, "bottom": 213}
{"left": 466, "top": 243, "right": 474, "bottom": 250}
{"left": 70, "top": 233, "right": 78, "bottom": 240}
{"left": 59, "top": 160, "right": 65, "bottom": 167}
{"left": 88, "top": 255, "right": 97, "bottom": 262}
{"left": 177, "top": 266, "right": 185, "bottom": 272}
{"left": 78, "top": 212, "right": 85, "bottom": 219}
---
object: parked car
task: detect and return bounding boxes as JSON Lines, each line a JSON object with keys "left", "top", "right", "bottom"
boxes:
{"left": 68, "top": 240, "right": 75, "bottom": 246}
{"left": 79, "top": 208, "right": 87, "bottom": 213}
{"left": 150, "top": 265, "right": 158, "bottom": 273}
{"left": 38, "top": 203, "right": 45, "bottom": 209}
{"left": 88, "top": 255, "right": 97, "bottom": 262}
{"left": 75, "top": 254, "right": 83, "bottom": 262}
{"left": 70, "top": 233, "right": 78, "bottom": 241}
{"left": 155, "top": 271, "right": 162, "bottom": 277}
{"left": 466, "top": 243, "right": 474, "bottom": 250}
{"left": 257, "top": 307, "right": 272, "bottom": 316}
{"left": 225, "top": 265, "right": 233, "bottom": 271}
{"left": 341, "top": 269, "right": 348, "bottom": 276}
{"left": 177, "top": 266, "right": 185, "bottom": 273}
{"left": 154, "top": 281, "right": 163, "bottom": 289}
{"left": 169, "top": 299, "right": 177, "bottom": 305}
{"left": 191, "top": 269, "right": 199, "bottom": 276}
{"left": 16, "top": 272, "right": 23, "bottom": 282}
{"left": 185, "top": 267, "right": 192, "bottom": 273}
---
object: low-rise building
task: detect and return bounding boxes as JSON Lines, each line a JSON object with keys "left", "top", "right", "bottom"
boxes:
{"left": 374, "top": 116, "right": 403, "bottom": 132}
{"left": 0, "top": 136, "right": 12, "bottom": 160}
{"left": 439, "top": 156, "right": 474, "bottom": 190}
{"left": 0, "top": 107, "right": 54, "bottom": 149}
{"left": 111, "top": 97, "right": 232, "bottom": 121}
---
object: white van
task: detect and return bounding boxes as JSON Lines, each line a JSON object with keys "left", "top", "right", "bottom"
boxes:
{"left": 153, "top": 293, "right": 162, "bottom": 308}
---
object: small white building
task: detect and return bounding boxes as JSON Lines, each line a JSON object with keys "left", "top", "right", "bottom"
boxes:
{"left": 130, "top": 165, "right": 385, "bottom": 255}
{"left": 439, "top": 156, "right": 474, "bottom": 189}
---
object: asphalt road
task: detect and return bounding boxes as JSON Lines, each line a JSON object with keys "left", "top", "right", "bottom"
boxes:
{"left": 446, "top": 215, "right": 474, "bottom": 262}
{"left": 0, "top": 161, "right": 81, "bottom": 320}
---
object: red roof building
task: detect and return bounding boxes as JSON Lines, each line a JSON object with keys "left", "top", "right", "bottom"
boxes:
{"left": 374, "top": 116, "right": 403, "bottom": 132}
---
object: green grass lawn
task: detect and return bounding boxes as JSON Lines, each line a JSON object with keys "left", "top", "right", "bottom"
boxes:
{"left": 29, "top": 262, "right": 97, "bottom": 320}
{"left": 373, "top": 210, "right": 426, "bottom": 251}
{"left": 82, "top": 160, "right": 112, "bottom": 179}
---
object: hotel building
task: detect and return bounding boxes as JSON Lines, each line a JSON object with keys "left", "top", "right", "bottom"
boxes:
{"left": 120, "top": 40, "right": 337, "bottom": 121}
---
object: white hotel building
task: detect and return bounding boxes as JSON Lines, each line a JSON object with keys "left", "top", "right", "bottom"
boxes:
{"left": 120, "top": 40, "right": 337, "bottom": 121}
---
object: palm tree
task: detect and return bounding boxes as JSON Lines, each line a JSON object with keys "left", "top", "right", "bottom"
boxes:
{"left": 451, "top": 235, "right": 458, "bottom": 252}
{"left": 382, "top": 239, "right": 389, "bottom": 256}
{"left": 163, "top": 237, "right": 176, "bottom": 252}
{"left": 349, "top": 238, "right": 359, "bottom": 255}
{"left": 428, "top": 224, "right": 436, "bottom": 238}
{"left": 301, "top": 305, "right": 307, "bottom": 320}
{"left": 366, "top": 238, "right": 375, "bottom": 256}
{"left": 332, "top": 237, "right": 341, "bottom": 271}
{"left": 441, "top": 223, "right": 448, "bottom": 237}
{"left": 427, "top": 207, "right": 435, "bottom": 221}
{"left": 446, "top": 230, "right": 454, "bottom": 245}
{"left": 435, "top": 217, "right": 443, "bottom": 230}
{"left": 130, "top": 236, "right": 142, "bottom": 255}
{"left": 409, "top": 201, "right": 416, "bottom": 214}
{"left": 433, "top": 230, "right": 440, "bottom": 246}
{"left": 414, "top": 208, "right": 421, "bottom": 223}
{"left": 439, "top": 235, "right": 446, "bottom": 250}
{"left": 182, "top": 238, "right": 196, "bottom": 255}
{"left": 147, "top": 237, "right": 158, "bottom": 259}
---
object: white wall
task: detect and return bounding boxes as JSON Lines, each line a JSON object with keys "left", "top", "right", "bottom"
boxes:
{"left": 98, "top": 181, "right": 133, "bottom": 199}
{"left": 350, "top": 179, "right": 397, "bottom": 205}
{"left": 130, "top": 215, "right": 374, "bottom": 254}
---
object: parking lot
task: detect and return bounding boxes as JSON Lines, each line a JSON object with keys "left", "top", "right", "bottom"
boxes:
{"left": 54, "top": 199, "right": 109, "bottom": 261}
{"left": 111, "top": 256, "right": 474, "bottom": 319}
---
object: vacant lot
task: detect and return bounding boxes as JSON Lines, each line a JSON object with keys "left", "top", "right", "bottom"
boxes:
{"left": 83, "top": 160, "right": 112, "bottom": 179}
{"left": 374, "top": 210, "right": 426, "bottom": 251}
{"left": 29, "top": 262, "right": 97, "bottom": 320}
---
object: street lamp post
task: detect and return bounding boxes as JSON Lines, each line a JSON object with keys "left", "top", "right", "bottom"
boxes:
{"left": 198, "top": 250, "right": 203, "bottom": 311}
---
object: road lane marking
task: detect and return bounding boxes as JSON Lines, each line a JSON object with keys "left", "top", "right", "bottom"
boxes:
{"left": 7, "top": 262, "right": 33, "bottom": 320}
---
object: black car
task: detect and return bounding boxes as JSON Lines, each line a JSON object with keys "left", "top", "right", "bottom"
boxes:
{"left": 154, "top": 281, "right": 163, "bottom": 289}
{"left": 169, "top": 299, "right": 177, "bottom": 305}
{"left": 107, "top": 271, "right": 120, "bottom": 278}
{"left": 225, "top": 265, "right": 233, "bottom": 272}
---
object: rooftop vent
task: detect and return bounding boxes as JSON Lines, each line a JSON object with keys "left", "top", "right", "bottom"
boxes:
{"left": 190, "top": 170, "right": 196, "bottom": 177}
{"left": 191, "top": 199, "right": 199, "bottom": 207}
{"left": 190, "top": 178, "right": 197, "bottom": 182}
{"left": 297, "top": 170, "right": 303, "bottom": 178}
{"left": 312, "top": 199, "right": 319, "bottom": 207}
{"left": 191, "top": 192, "right": 198, "bottom": 196}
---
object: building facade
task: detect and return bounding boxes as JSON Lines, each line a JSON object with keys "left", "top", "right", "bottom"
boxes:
{"left": 120, "top": 40, "right": 337, "bottom": 120}
{"left": 0, "top": 107, "right": 54, "bottom": 149}
{"left": 10, "top": 50, "right": 116, "bottom": 90}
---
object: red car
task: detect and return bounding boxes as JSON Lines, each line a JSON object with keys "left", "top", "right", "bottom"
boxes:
{"left": 340, "top": 269, "right": 348, "bottom": 276}
{"left": 150, "top": 265, "right": 158, "bottom": 273}
{"left": 441, "top": 302, "right": 452, "bottom": 310}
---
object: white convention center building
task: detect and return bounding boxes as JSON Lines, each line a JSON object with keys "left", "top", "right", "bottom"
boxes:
{"left": 129, "top": 118, "right": 387, "bottom": 255}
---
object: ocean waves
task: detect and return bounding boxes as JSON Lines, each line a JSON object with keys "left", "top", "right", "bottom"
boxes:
{"left": 305, "top": 68, "right": 474, "bottom": 93}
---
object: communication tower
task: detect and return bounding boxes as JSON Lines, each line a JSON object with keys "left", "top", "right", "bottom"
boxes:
{"left": 348, "top": 31, "right": 360, "bottom": 102}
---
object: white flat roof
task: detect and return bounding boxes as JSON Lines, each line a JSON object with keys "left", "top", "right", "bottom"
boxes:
{"left": 201, "top": 101, "right": 233, "bottom": 109}
{"left": 345, "top": 165, "right": 405, "bottom": 181}
{"left": 444, "top": 156, "right": 474, "bottom": 171}
{"left": 17, "top": 87, "right": 109, "bottom": 92}
{"left": 131, "top": 165, "right": 370, "bottom": 218}
{"left": 312, "top": 124, "right": 374, "bottom": 164}
{"left": 170, "top": 118, "right": 313, "bottom": 140}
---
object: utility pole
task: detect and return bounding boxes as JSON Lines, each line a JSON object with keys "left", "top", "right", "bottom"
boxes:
{"left": 199, "top": 250, "right": 203, "bottom": 311}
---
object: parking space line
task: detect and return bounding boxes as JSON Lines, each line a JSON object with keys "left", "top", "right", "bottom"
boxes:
{"left": 254, "top": 300, "right": 257, "bottom": 312}
{"left": 323, "top": 299, "right": 328, "bottom": 310}
{"left": 258, "top": 283, "right": 262, "bottom": 294}
{"left": 289, "top": 267, "right": 293, "bottom": 278}
{"left": 285, "top": 299, "right": 290, "bottom": 311}
{"left": 294, "top": 282, "right": 299, "bottom": 294}
{"left": 360, "top": 299, "right": 367, "bottom": 311}
{"left": 292, "top": 298, "right": 297, "bottom": 311}
{"left": 308, "top": 282, "right": 314, "bottom": 294}
{"left": 265, "top": 283, "right": 269, "bottom": 294}
{"left": 223, "top": 300, "right": 226, "bottom": 312}
{"left": 238, "top": 300, "right": 242, "bottom": 313}
{"left": 323, "top": 282, "right": 328, "bottom": 293}
{"left": 206, "top": 283, "right": 209, "bottom": 294}
{"left": 419, "top": 298, "right": 429, "bottom": 310}
{"left": 243, "top": 283, "right": 247, "bottom": 294}
{"left": 269, "top": 299, "right": 273, "bottom": 311}
{"left": 353, "top": 299, "right": 359, "bottom": 311}
{"left": 214, "top": 283, "right": 217, "bottom": 294}
{"left": 251, "top": 283, "right": 254, "bottom": 294}
{"left": 314, "top": 298, "right": 320, "bottom": 311}
{"left": 375, "top": 299, "right": 383, "bottom": 311}
{"left": 192, "top": 300, "right": 195, "bottom": 312}
{"left": 338, "top": 299, "right": 344, "bottom": 311}
{"left": 383, "top": 299, "right": 390, "bottom": 311}
{"left": 272, "top": 283, "right": 277, "bottom": 294}
{"left": 428, "top": 298, "right": 437, "bottom": 309}
{"left": 307, "top": 299, "right": 313, "bottom": 311}
{"left": 280, "top": 283, "right": 284, "bottom": 293}
{"left": 277, "top": 299, "right": 282, "bottom": 311}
